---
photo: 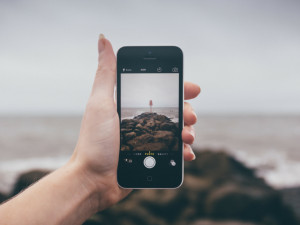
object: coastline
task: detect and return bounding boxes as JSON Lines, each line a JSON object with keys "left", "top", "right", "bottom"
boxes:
{"left": 1, "top": 114, "right": 300, "bottom": 191}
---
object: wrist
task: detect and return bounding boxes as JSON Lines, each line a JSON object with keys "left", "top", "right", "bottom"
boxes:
{"left": 63, "top": 160, "right": 100, "bottom": 216}
{"left": 66, "top": 157, "right": 119, "bottom": 213}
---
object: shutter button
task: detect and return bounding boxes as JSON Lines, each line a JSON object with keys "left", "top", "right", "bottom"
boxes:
{"left": 143, "top": 156, "right": 156, "bottom": 169}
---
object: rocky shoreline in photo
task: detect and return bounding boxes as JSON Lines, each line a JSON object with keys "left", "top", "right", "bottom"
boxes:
{"left": 121, "top": 112, "right": 179, "bottom": 151}
{"left": 1, "top": 149, "right": 299, "bottom": 225}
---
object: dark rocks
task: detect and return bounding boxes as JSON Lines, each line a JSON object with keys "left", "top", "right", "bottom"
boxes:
{"left": 123, "top": 132, "right": 136, "bottom": 141}
{"left": 11, "top": 169, "right": 50, "bottom": 196}
{"left": 121, "top": 112, "right": 179, "bottom": 151}
{"left": 205, "top": 183, "right": 287, "bottom": 222}
{"left": 120, "top": 145, "right": 130, "bottom": 151}
{"left": 0, "top": 192, "right": 7, "bottom": 204}
{"left": 85, "top": 150, "right": 300, "bottom": 225}
{"left": 127, "top": 133, "right": 154, "bottom": 147}
{"left": 2, "top": 149, "right": 299, "bottom": 225}
{"left": 184, "top": 151, "right": 299, "bottom": 225}
{"left": 153, "top": 130, "right": 177, "bottom": 146}
{"left": 0, "top": 170, "right": 50, "bottom": 204}
{"left": 280, "top": 187, "right": 300, "bottom": 220}
{"left": 191, "top": 221, "right": 258, "bottom": 225}
{"left": 133, "top": 142, "right": 169, "bottom": 151}
{"left": 160, "top": 122, "right": 177, "bottom": 131}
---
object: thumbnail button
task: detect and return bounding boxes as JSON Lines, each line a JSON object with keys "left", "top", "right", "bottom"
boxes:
{"left": 170, "top": 160, "right": 176, "bottom": 166}
{"left": 144, "top": 156, "right": 156, "bottom": 169}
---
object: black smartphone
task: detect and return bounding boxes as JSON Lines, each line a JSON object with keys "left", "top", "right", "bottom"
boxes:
{"left": 117, "top": 46, "right": 183, "bottom": 188}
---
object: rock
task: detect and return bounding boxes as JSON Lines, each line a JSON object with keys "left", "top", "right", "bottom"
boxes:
{"left": 136, "top": 125, "right": 151, "bottom": 133}
{"left": 120, "top": 145, "right": 131, "bottom": 151}
{"left": 191, "top": 220, "right": 258, "bottom": 225}
{"left": 172, "top": 139, "right": 179, "bottom": 151}
{"left": 127, "top": 133, "right": 154, "bottom": 147}
{"left": 120, "top": 128, "right": 132, "bottom": 133}
{"left": 133, "top": 142, "right": 168, "bottom": 151}
{"left": 0, "top": 192, "right": 7, "bottom": 204}
{"left": 126, "top": 131, "right": 176, "bottom": 151}
{"left": 205, "top": 183, "right": 283, "bottom": 222}
{"left": 123, "top": 132, "right": 136, "bottom": 141}
{"left": 133, "top": 129, "right": 144, "bottom": 136}
{"left": 121, "top": 119, "right": 137, "bottom": 126}
{"left": 84, "top": 149, "right": 299, "bottom": 225}
{"left": 145, "top": 119, "right": 156, "bottom": 129}
{"left": 120, "top": 112, "right": 179, "bottom": 152}
{"left": 153, "top": 130, "right": 174, "bottom": 139}
{"left": 153, "top": 131, "right": 176, "bottom": 146}
{"left": 160, "top": 122, "right": 176, "bottom": 131}
{"left": 280, "top": 187, "right": 300, "bottom": 220}
{"left": 11, "top": 169, "right": 50, "bottom": 196}
{"left": 138, "top": 119, "right": 145, "bottom": 125}
{"left": 5, "top": 149, "right": 298, "bottom": 225}
{"left": 155, "top": 114, "right": 171, "bottom": 122}
{"left": 134, "top": 112, "right": 156, "bottom": 120}
{"left": 135, "top": 124, "right": 144, "bottom": 129}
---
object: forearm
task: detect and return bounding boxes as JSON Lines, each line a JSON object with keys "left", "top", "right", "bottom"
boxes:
{"left": 0, "top": 161, "right": 99, "bottom": 225}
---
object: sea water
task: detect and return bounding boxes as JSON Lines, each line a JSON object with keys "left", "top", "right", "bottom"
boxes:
{"left": 0, "top": 115, "right": 299, "bottom": 193}
{"left": 121, "top": 107, "right": 179, "bottom": 123}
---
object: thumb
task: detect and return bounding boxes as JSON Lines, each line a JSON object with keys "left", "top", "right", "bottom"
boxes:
{"left": 91, "top": 34, "right": 116, "bottom": 98}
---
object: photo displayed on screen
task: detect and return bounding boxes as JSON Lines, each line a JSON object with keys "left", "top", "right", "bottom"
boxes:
{"left": 121, "top": 73, "right": 179, "bottom": 151}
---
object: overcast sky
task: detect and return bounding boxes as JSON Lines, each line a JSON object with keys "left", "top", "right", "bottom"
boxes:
{"left": 121, "top": 73, "right": 178, "bottom": 108}
{"left": 0, "top": 0, "right": 299, "bottom": 115}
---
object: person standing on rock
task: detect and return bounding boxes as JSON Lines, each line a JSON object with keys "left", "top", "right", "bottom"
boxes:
{"left": 0, "top": 35, "right": 200, "bottom": 225}
{"left": 149, "top": 99, "right": 153, "bottom": 112}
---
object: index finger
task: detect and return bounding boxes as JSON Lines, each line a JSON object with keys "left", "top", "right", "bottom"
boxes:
{"left": 184, "top": 81, "right": 201, "bottom": 100}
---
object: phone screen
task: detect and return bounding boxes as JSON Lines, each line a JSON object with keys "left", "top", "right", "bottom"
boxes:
{"left": 121, "top": 72, "right": 179, "bottom": 151}
{"left": 117, "top": 46, "right": 183, "bottom": 188}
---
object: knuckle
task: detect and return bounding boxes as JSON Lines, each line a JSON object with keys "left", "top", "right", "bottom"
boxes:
{"left": 184, "top": 102, "right": 193, "bottom": 110}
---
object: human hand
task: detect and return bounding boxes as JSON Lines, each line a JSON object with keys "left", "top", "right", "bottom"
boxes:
{"left": 69, "top": 35, "right": 201, "bottom": 212}
{"left": 0, "top": 34, "right": 200, "bottom": 225}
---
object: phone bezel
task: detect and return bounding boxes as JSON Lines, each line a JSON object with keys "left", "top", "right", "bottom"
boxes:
{"left": 116, "top": 46, "right": 184, "bottom": 189}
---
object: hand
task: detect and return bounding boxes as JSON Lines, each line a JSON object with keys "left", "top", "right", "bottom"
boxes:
{"left": 0, "top": 35, "right": 201, "bottom": 224}
{"left": 70, "top": 34, "right": 201, "bottom": 211}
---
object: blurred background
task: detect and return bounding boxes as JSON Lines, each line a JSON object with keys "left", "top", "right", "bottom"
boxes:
{"left": 1, "top": 1, "right": 300, "bottom": 224}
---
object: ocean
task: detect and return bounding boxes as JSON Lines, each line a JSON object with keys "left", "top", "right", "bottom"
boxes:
{"left": 121, "top": 107, "right": 179, "bottom": 122}
{"left": 0, "top": 115, "right": 299, "bottom": 194}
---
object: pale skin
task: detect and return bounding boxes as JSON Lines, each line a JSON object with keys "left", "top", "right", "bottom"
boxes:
{"left": 0, "top": 35, "right": 201, "bottom": 225}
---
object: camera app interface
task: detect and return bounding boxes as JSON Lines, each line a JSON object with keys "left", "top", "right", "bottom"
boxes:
{"left": 120, "top": 73, "right": 179, "bottom": 153}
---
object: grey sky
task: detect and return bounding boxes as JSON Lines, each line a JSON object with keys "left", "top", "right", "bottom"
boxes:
{"left": 0, "top": 0, "right": 300, "bottom": 115}
{"left": 121, "top": 73, "right": 178, "bottom": 108}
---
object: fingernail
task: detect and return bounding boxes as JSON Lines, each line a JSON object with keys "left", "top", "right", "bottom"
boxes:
{"left": 196, "top": 85, "right": 201, "bottom": 94}
{"left": 98, "top": 33, "right": 105, "bottom": 52}
{"left": 189, "top": 129, "right": 195, "bottom": 139}
{"left": 99, "top": 33, "right": 105, "bottom": 40}
{"left": 192, "top": 152, "right": 196, "bottom": 160}
{"left": 193, "top": 111, "right": 198, "bottom": 120}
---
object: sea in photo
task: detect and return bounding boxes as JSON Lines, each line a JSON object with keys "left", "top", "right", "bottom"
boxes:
{"left": 121, "top": 107, "right": 179, "bottom": 122}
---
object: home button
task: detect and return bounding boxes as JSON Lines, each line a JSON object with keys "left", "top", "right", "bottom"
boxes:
{"left": 144, "top": 156, "right": 156, "bottom": 169}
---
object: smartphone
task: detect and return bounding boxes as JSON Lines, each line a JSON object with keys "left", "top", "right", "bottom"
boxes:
{"left": 117, "top": 46, "right": 183, "bottom": 188}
